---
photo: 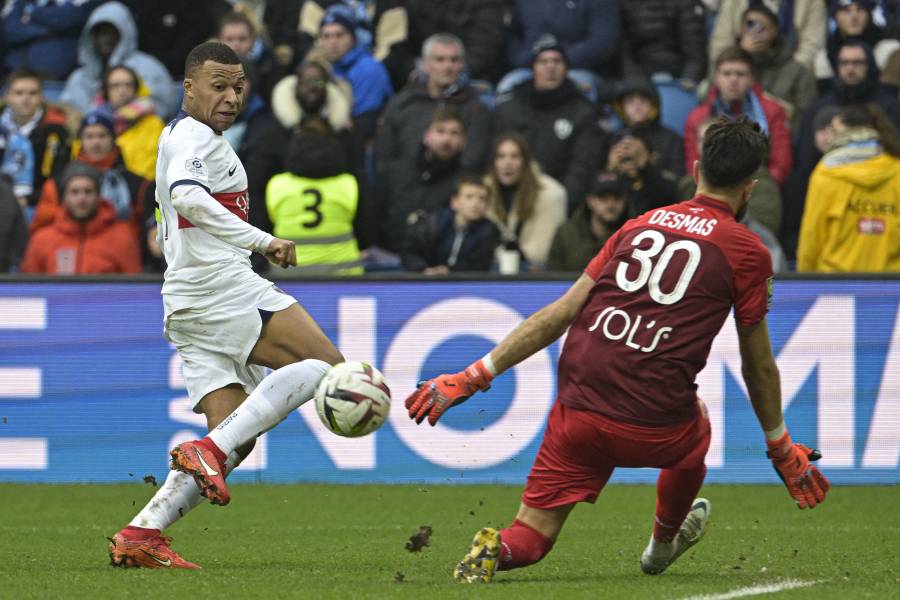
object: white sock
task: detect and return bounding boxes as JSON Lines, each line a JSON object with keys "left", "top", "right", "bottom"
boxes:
{"left": 129, "top": 450, "right": 244, "bottom": 531}
{"left": 207, "top": 359, "right": 330, "bottom": 456}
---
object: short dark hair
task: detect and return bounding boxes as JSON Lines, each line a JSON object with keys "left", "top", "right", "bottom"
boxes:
{"left": 428, "top": 106, "right": 465, "bottom": 130}
{"left": 699, "top": 117, "right": 769, "bottom": 188}
{"left": 714, "top": 46, "right": 754, "bottom": 72}
{"left": 5, "top": 68, "right": 43, "bottom": 89}
{"left": 101, "top": 64, "right": 139, "bottom": 99}
{"left": 184, "top": 41, "right": 241, "bottom": 78}
{"left": 453, "top": 173, "right": 488, "bottom": 196}
{"left": 218, "top": 10, "right": 255, "bottom": 35}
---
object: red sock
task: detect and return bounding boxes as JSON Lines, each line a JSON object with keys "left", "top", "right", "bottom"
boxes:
{"left": 497, "top": 519, "right": 554, "bottom": 571}
{"left": 653, "top": 465, "right": 707, "bottom": 543}
{"left": 197, "top": 436, "right": 227, "bottom": 466}
{"left": 120, "top": 525, "right": 160, "bottom": 541}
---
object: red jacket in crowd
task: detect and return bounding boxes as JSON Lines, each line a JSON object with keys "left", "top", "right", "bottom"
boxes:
{"left": 21, "top": 201, "right": 141, "bottom": 274}
{"left": 683, "top": 83, "right": 793, "bottom": 186}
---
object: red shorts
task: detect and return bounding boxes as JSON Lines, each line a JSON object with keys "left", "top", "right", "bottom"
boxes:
{"left": 522, "top": 400, "right": 711, "bottom": 509}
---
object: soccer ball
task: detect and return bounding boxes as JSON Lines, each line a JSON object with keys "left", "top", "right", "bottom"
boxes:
{"left": 314, "top": 361, "right": 392, "bottom": 437}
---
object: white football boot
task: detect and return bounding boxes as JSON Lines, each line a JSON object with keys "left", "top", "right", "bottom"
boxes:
{"left": 640, "top": 497, "right": 711, "bottom": 575}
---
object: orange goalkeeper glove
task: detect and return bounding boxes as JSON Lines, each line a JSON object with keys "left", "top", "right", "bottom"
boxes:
{"left": 405, "top": 359, "right": 494, "bottom": 426}
{"left": 766, "top": 430, "right": 830, "bottom": 509}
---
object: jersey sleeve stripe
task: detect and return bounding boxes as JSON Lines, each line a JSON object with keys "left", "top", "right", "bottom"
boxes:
{"left": 169, "top": 179, "right": 211, "bottom": 195}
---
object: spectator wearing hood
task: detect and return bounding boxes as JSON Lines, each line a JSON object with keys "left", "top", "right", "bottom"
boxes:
{"left": 21, "top": 162, "right": 141, "bottom": 274}
{"left": 31, "top": 109, "right": 154, "bottom": 241}
{"left": 709, "top": 0, "right": 827, "bottom": 72}
{"left": 376, "top": 106, "right": 465, "bottom": 252}
{"left": 684, "top": 47, "right": 792, "bottom": 186}
{"left": 606, "top": 130, "right": 679, "bottom": 218}
{"left": 495, "top": 35, "right": 606, "bottom": 211}
{"left": 0, "top": 68, "right": 71, "bottom": 209}
{"left": 375, "top": 33, "right": 494, "bottom": 174}
{"left": 94, "top": 64, "right": 165, "bottom": 181}
{"left": 506, "top": 0, "right": 620, "bottom": 80}
{"left": 815, "top": 0, "right": 900, "bottom": 90}
{"left": 612, "top": 76, "right": 685, "bottom": 177}
{"left": 547, "top": 170, "right": 628, "bottom": 272}
{"left": 2, "top": 0, "right": 98, "bottom": 80}
{"left": 798, "top": 104, "right": 900, "bottom": 272}
{"left": 738, "top": 3, "right": 817, "bottom": 129}
{"left": 266, "top": 115, "right": 363, "bottom": 276}
{"left": 246, "top": 58, "right": 354, "bottom": 264}
{"left": 619, "top": 0, "right": 708, "bottom": 90}
{"left": 61, "top": 1, "right": 177, "bottom": 118}
{"left": 314, "top": 4, "right": 392, "bottom": 144}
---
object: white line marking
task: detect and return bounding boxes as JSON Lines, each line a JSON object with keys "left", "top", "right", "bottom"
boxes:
{"left": 0, "top": 298, "right": 47, "bottom": 329}
{"left": 0, "top": 438, "right": 48, "bottom": 469}
{"left": 679, "top": 579, "right": 822, "bottom": 600}
{"left": 0, "top": 367, "right": 42, "bottom": 398}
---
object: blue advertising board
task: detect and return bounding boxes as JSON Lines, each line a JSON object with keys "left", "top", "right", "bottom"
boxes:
{"left": 0, "top": 280, "right": 898, "bottom": 485}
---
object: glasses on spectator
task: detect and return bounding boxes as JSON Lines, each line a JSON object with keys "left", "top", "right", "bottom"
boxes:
{"left": 535, "top": 56, "right": 564, "bottom": 66}
{"left": 838, "top": 59, "right": 867, "bottom": 67}
{"left": 300, "top": 78, "right": 327, "bottom": 88}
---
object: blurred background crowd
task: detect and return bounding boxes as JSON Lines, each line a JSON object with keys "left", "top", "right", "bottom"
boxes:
{"left": 1, "top": 0, "right": 899, "bottom": 276}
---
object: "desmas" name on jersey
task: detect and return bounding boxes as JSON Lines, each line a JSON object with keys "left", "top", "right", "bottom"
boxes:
{"left": 648, "top": 209, "right": 717, "bottom": 236}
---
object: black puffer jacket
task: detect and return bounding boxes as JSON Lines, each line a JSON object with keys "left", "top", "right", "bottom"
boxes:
{"left": 401, "top": 207, "right": 499, "bottom": 272}
{"left": 611, "top": 76, "right": 685, "bottom": 177}
{"left": 495, "top": 78, "right": 605, "bottom": 209}
{"left": 405, "top": 0, "right": 506, "bottom": 82}
{"left": 619, "top": 0, "right": 707, "bottom": 85}
{"left": 376, "top": 150, "right": 461, "bottom": 252}
{"left": 374, "top": 81, "right": 493, "bottom": 174}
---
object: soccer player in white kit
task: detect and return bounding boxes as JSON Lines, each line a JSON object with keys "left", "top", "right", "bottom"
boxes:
{"left": 108, "top": 42, "right": 343, "bottom": 569}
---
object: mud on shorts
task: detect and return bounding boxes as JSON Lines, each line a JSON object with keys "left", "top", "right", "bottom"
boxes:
{"left": 164, "top": 283, "right": 296, "bottom": 412}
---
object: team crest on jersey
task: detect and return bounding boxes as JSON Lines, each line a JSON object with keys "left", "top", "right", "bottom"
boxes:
{"left": 766, "top": 276, "right": 774, "bottom": 309}
{"left": 554, "top": 118, "right": 573, "bottom": 140}
{"left": 184, "top": 157, "right": 207, "bottom": 177}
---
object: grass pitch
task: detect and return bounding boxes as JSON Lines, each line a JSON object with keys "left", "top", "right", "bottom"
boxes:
{"left": 0, "top": 483, "right": 896, "bottom": 599}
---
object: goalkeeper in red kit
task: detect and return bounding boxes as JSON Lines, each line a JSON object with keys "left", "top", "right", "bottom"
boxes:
{"left": 405, "top": 118, "right": 830, "bottom": 583}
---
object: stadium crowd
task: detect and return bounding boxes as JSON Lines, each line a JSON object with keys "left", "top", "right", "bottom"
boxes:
{"left": 1, "top": 0, "right": 899, "bottom": 275}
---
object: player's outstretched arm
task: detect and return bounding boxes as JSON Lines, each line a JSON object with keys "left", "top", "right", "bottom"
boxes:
{"left": 171, "top": 185, "right": 274, "bottom": 254}
{"left": 406, "top": 273, "right": 595, "bottom": 426}
{"left": 737, "top": 318, "right": 830, "bottom": 509}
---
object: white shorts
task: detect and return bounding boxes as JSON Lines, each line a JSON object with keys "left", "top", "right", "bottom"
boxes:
{"left": 164, "top": 283, "right": 296, "bottom": 411}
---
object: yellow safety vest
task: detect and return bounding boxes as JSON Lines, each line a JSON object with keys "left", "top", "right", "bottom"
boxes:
{"left": 266, "top": 172, "right": 363, "bottom": 275}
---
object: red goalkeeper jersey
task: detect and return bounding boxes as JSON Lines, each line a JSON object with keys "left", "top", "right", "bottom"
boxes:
{"left": 558, "top": 195, "right": 773, "bottom": 426}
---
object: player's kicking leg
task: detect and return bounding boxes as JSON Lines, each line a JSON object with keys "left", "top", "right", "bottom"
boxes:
{"left": 455, "top": 503, "right": 573, "bottom": 583}
{"left": 640, "top": 465, "right": 710, "bottom": 575}
{"left": 171, "top": 303, "right": 342, "bottom": 506}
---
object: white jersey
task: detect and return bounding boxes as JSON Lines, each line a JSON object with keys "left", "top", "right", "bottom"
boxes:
{"left": 156, "top": 111, "right": 274, "bottom": 315}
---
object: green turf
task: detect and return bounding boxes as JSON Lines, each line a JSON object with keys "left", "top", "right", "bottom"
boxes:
{"left": 0, "top": 483, "right": 895, "bottom": 599}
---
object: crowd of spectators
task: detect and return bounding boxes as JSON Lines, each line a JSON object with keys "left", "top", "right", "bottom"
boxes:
{"left": 1, "top": 0, "right": 899, "bottom": 276}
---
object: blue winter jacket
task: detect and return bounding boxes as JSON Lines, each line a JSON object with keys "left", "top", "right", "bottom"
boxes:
{"left": 332, "top": 44, "right": 393, "bottom": 117}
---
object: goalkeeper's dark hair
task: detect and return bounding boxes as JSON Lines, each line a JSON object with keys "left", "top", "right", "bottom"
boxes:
{"left": 184, "top": 42, "right": 241, "bottom": 78}
{"left": 699, "top": 117, "right": 769, "bottom": 189}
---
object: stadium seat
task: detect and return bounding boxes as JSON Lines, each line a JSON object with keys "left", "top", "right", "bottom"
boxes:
{"left": 653, "top": 74, "right": 699, "bottom": 136}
